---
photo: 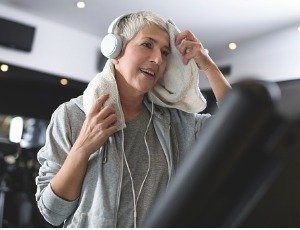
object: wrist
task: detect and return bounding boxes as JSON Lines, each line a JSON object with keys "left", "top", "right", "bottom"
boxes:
{"left": 204, "top": 64, "right": 224, "bottom": 81}
{"left": 69, "top": 144, "right": 90, "bottom": 160}
{"left": 203, "top": 62, "right": 218, "bottom": 74}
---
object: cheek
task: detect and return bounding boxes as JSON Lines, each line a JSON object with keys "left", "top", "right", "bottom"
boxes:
{"left": 124, "top": 50, "right": 144, "bottom": 70}
{"left": 120, "top": 51, "right": 140, "bottom": 73}
{"left": 127, "top": 45, "right": 144, "bottom": 60}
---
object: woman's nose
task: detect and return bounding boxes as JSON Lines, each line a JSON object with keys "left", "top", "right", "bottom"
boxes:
{"left": 151, "top": 49, "right": 163, "bottom": 65}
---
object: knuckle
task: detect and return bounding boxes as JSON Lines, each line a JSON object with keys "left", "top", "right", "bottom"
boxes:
{"left": 97, "top": 94, "right": 108, "bottom": 103}
{"left": 107, "top": 116, "right": 115, "bottom": 124}
{"left": 94, "top": 123, "right": 100, "bottom": 131}
{"left": 87, "top": 119, "right": 95, "bottom": 128}
{"left": 100, "top": 105, "right": 107, "bottom": 110}
{"left": 102, "top": 105, "right": 114, "bottom": 114}
{"left": 95, "top": 123, "right": 103, "bottom": 131}
{"left": 99, "top": 123, "right": 105, "bottom": 130}
{"left": 96, "top": 97, "right": 104, "bottom": 104}
{"left": 108, "top": 106, "right": 115, "bottom": 113}
{"left": 99, "top": 106, "right": 106, "bottom": 114}
{"left": 91, "top": 117, "right": 98, "bottom": 125}
{"left": 96, "top": 96, "right": 102, "bottom": 102}
{"left": 179, "top": 45, "right": 185, "bottom": 53}
{"left": 102, "top": 129, "right": 109, "bottom": 136}
{"left": 99, "top": 107, "right": 108, "bottom": 116}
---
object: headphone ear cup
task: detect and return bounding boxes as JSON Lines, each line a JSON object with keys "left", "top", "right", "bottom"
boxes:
{"left": 100, "top": 33, "right": 123, "bottom": 59}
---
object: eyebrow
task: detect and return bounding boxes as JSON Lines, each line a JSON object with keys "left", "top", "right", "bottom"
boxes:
{"left": 145, "top": 37, "right": 171, "bottom": 51}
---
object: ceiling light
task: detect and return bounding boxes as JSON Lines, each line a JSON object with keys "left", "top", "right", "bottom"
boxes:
{"left": 77, "top": 1, "right": 86, "bottom": 8}
{"left": 298, "top": 26, "right": 300, "bottom": 32}
{"left": 60, "top": 78, "right": 68, "bottom": 86}
{"left": 1, "top": 64, "right": 9, "bottom": 72}
{"left": 228, "top": 42, "right": 237, "bottom": 50}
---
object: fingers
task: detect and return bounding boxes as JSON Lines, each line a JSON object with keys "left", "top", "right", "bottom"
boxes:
{"left": 88, "top": 94, "right": 118, "bottom": 131}
{"left": 177, "top": 40, "right": 200, "bottom": 65}
{"left": 102, "top": 113, "right": 117, "bottom": 129}
{"left": 175, "top": 30, "right": 197, "bottom": 46}
{"left": 175, "top": 30, "right": 209, "bottom": 66}
{"left": 89, "top": 94, "right": 109, "bottom": 115}
{"left": 95, "top": 114, "right": 118, "bottom": 136}
{"left": 106, "top": 124, "right": 118, "bottom": 136}
{"left": 176, "top": 31, "right": 203, "bottom": 56}
{"left": 97, "top": 106, "right": 115, "bottom": 120}
{"left": 182, "top": 47, "right": 210, "bottom": 66}
{"left": 182, "top": 47, "right": 198, "bottom": 65}
{"left": 177, "top": 39, "right": 199, "bottom": 55}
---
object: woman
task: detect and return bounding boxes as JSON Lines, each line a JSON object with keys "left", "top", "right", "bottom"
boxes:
{"left": 36, "top": 11, "right": 231, "bottom": 228}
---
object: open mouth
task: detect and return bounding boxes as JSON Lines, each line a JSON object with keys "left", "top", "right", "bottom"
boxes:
{"left": 140, "top": 68, "right": 156, "bottom": 79}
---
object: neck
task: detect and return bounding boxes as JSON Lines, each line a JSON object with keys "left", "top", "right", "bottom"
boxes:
{"left": 114, "top": 69, "right": 145, "bottom": 122}
{"left": 120, "top": 90, "right": 144, "bottom": 116}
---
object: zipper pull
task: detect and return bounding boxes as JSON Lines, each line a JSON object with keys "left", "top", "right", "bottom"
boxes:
{"left": 101, "top": 144, "right": 107, "bottom": 164}
{"left": 102, "top": 155, "right": 107, "bottom": 164}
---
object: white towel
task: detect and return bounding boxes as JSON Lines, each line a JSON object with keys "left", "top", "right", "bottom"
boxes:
{"left": 83, "top": 20, "right": 207, "bottom": 131}
{"left": 83, "top": 60, "right": 127, "bottom": 131}
{"left": 148, "top": 20, "right": 207, "bottom": 113}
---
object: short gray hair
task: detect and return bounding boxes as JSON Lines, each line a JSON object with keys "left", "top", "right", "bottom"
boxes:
{"left": 113, "top": 11, "right": 168, "bottom": 50}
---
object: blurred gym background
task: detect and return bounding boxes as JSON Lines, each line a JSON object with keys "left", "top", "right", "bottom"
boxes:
{"left": 0, "top": 0, "right": 299, "bottom": 227}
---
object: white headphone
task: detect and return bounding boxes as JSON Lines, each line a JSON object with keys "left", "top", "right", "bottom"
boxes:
{"left": 100, "top": 14, "right": 129, "bottom": 59}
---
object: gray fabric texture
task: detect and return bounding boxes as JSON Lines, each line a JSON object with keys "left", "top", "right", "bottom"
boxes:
{"left": 116, "top": 104, "right": 168, "bottom": 227}
{"left": 35, "top": 95, "right": 211, "bottom": 227}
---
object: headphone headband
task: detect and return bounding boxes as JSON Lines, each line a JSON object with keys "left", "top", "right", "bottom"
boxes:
{"left": 100, "top": 14, "right": 131, "bottom": 59}
{"left": 107, "top": 14, "right": 129, "bottom": 34}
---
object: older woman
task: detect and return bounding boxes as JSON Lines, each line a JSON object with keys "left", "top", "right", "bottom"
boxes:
{"left": 36, "top": 11, "right": 231, "bottom": 228}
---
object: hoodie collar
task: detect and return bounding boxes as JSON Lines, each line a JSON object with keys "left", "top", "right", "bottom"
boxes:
{"left": 143, "top": 94, "right": 170, "bottom": 125}
{"left": 73, "top": 93, "right": 170, "bottom": 125}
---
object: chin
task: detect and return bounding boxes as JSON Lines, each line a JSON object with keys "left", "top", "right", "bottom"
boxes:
{"left": 138, "top": 87, "right": 152, "bottom": 94}
{"left": 135, "top": 83, "right": 155, "bottom": 94}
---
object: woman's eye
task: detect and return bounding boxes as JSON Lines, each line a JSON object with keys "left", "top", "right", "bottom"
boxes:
{"left": 162, "top": 50, "right": 170, "bottom": 57}
{"left": 142, "top": 42, "right": 152, "bottom": 48}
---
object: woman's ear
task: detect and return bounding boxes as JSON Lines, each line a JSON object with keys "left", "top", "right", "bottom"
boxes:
{"left": 112, "top": 43, "right": 127, "bottom": 65}
{"left": 111, "top": 59, "right": 119, "bottom": 65}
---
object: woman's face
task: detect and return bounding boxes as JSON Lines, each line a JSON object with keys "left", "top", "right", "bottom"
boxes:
{"left": 114, "top": 24, "right": 170, "bottom": 94}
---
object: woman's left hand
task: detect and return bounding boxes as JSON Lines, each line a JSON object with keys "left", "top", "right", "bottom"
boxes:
{"left": 175, "top": 30, "right": 216, "bottom": 72}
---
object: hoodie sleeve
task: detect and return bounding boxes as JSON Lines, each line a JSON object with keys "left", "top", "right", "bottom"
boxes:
{"left": 194, "top": 113, "right": 212, "bottom": 139}
{"left": 35, "top": 103, "right": 79, "bottom": 226}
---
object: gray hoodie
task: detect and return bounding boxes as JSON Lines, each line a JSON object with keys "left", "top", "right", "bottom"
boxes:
{"left": 35, "top": 95, "right": 211, "bottom": 227}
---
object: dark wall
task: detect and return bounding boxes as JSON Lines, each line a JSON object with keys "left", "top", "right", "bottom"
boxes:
{"left": 0, "top": 61, "right": 87, "bottom": 120}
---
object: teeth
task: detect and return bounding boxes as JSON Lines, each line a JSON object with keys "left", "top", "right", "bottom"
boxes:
{"left": 141, "top": 68, "right": 155, "bottom": 76}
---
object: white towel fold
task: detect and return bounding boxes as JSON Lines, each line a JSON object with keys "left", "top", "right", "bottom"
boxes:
{"left": 83, "top": 60, "right": 127, "bottom": 131}
{"left": 83, "top": 20, "right": 207, "bottom": 131}
{"left": 148, "top": 20, "right": 207, "bottom": 113}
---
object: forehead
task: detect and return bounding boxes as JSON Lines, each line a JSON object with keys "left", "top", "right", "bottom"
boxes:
{"left": 133, "top": 24, "right": 170, "bottom": 48}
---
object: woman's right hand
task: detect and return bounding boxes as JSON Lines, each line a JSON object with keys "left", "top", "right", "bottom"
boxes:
{"left": 71, "top": 94, "right": 118, "bottom": 157}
